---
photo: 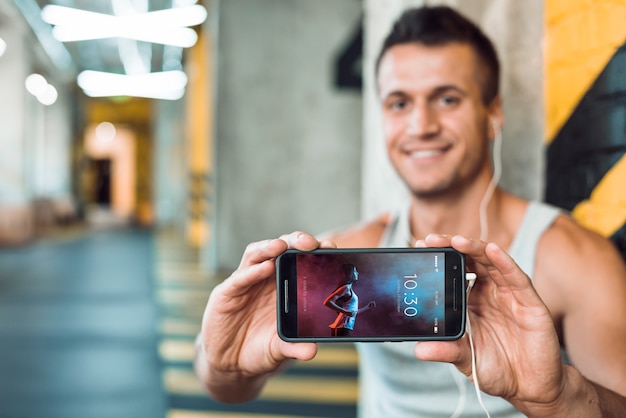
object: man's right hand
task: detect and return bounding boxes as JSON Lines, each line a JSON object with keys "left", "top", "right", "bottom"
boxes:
{"left": 194, "top": 231, "right": 331, "bottom": 402}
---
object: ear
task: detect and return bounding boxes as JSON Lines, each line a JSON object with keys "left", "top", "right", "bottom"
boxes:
{"left": 487, "top": 96, "right": 504, "bottom": 140}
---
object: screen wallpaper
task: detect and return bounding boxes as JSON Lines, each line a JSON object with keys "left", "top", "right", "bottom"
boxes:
{"left": 296, "top": 251, "right": 446, "bottom": 337}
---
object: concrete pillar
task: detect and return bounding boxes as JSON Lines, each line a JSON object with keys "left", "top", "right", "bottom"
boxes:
{"left": 211, "top": 0, "right": 364, "bottom": 270}
{"left": 153, "top": 99, "right": 188, "bottom": 229}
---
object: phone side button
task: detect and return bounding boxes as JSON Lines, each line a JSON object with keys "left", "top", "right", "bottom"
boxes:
{"left": 453, "top": 278, "right": 458, "bottom": 311}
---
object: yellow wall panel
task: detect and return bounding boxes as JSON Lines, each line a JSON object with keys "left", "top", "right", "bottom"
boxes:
{"left": 544, "top": 0, "right": 626, "bottom": 142}
{"left": 573, "top": 154, "right": 626, "bottom": 237}
{"left": 186, "top": 30, "right": 213, "bottom": 248}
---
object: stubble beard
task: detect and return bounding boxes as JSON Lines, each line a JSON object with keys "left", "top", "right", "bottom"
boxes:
{"left": 403, "top": 158, "right": 488, "bottom": 202}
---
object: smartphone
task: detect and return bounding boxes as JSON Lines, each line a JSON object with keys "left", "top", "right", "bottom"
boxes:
{"left": 276, "top": 247, "right": 466, "bottom": 342}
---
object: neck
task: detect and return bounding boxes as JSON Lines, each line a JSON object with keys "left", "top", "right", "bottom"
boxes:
{"left": 408, "top": 182, "right": 507, "bottom": 243}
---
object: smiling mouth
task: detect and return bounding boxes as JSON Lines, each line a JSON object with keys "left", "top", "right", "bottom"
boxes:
{"left": 408, "top": 148, "right": 446, "bottom": 159}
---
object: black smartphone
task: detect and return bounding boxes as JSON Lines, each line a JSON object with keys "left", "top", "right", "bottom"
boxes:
{"left": 276, "top": 247, "right": 466, "bottom": 342}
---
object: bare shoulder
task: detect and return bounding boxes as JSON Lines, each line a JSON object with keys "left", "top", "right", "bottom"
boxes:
{"left": 537, "top": 215, "right": 626, "bottom": 394}
{"left": 541, "top": 214, "right": 623, "bottom": 267}
{"left": 318, "top": 212, "right": 392, "bottom": 248}
{"left": 536, "top": 213, "right": 626, "bottom": 314}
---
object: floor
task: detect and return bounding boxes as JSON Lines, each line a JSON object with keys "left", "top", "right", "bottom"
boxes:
{"left": 0, "top": 226, "right": 358, "bottom": 418}
{"left": 0, "top": 227, "right": 165, "bottom": 418}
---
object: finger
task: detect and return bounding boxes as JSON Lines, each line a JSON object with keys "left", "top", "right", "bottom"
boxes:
{"left": 447, "top": 235, "right": 494, "bottom": 278}
{"left": 239, "top": 238, "right": 288, "bottom": 269}
{"left": 319, "top": 239, "right": 338, "bottom": 249}
{"left": 226, "top": 257, "right": 278, "bottom": 294}
{"left": 423, "top": 234, "right": 453, "bottom": 248}
{"left": 454, "top": 238, "right": 532, "bottom": 292}
{"left": 453, "top": 238, "right": 543, "bottom": 310}
{"left": 414, "top": 239, "right": 427, "bottom": 248}
{"left": 423, "top": 235, "right": 492, "bottom": 280}
{"left": 279, "top": 341, "right": 318, "bottom": 362}
{"left": 484, "top": 242, "right": 541, "bottom": 305}
{"left": 448, "top": 235, "right": 488, "bottom": 258}
{"left": 414, "top": 340, "right": 472, "bottom": 376}
{"left": 278, "top": 231, "right": 320, "bottom": 251}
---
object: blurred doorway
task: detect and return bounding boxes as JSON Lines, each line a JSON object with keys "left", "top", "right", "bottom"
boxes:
{"left": 92, "top": 158, "right": 112, "bottom": 205}
{"left": 82, "top": 122, "right": 136, "bottom": 227}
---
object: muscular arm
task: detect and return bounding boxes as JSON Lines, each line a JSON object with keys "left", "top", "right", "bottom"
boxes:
{"left": 414, "top": 233, "right": 626, "bottom": 418}
{"left": 533, "top": 216, "right": 626, "bottom": 415}
{"left": 528, "top": 365, "right": 626, "bottom": 418}
{"left": 194, "top": 332, "right": 286, "bottom": 402}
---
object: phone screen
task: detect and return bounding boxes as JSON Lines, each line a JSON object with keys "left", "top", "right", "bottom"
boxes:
{"left": 276, "top": 248, "right": 465, "bottom": 342}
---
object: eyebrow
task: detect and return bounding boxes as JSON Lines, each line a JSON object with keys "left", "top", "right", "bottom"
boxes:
{"left": 380, "top": 84, "right": 468, "bottom": 102}
{"left": 430, "top": 85, "right": 468, "bottom": 97}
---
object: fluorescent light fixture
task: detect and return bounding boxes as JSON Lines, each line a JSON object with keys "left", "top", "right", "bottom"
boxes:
{"left": 53, "top": 26, "right": 198, "bottom": 48}
{"left": 41, "top": 4, "right": 207, "bottom": 47}
{"left": 77, "top": 70, "right": 188, "bottom": 100}
{"left": 0, "top": 37, "right": 6, "bottom": 58}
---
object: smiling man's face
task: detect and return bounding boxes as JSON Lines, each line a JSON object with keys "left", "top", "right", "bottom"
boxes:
{"left": 377, "top": 42, "right": 500, "bottom": 199}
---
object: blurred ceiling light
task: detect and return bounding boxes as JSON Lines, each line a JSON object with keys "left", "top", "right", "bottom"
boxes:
{"left": 25, "top": 73, "right": 58, "bottom": 106}
{"left": 173, "top": 0, "right": 199, "bottom": 7}
{"left": 25, "top": 73, "right": 48, "bottom": 96}
{"left": 41, "top": 4, "right": 207, "bottom": 48}
{"left": 77, "top": 70, "right": 188, "bottom": 100}
{"left": 95, "top": 122, "right": 117, "bottom": 142}
{"left": 38, "top": 84, "right": 59, "bottom": 106}
{"left": 0, "top": 37, "right": 6, "bottom": 58}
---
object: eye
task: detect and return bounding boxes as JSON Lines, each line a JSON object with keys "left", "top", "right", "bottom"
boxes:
{"left": 439, "top": 95, "right": 461, "bottom": 107}
{"left": 386, "top": 97, "right": 409, "bottom": 112}
{"left": 392, "top": 100, "right": 407, "bottom": 110}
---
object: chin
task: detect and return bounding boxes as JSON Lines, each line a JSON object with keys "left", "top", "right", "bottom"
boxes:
{"left": 406, "top": 180, "right": 456, "bottom": 199}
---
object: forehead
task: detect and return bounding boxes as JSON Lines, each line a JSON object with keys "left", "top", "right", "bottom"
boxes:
{"left": 377, "top": 43, "right": 483, "bottom": 97}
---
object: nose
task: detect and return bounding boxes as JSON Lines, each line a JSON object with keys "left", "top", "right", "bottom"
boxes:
{"left": 407, "top": 103, "right": 439, "bottom": 138}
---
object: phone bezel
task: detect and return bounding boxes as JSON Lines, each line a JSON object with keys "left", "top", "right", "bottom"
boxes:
{"left": 276, "top": 247, "right": 466, "bottom": 342}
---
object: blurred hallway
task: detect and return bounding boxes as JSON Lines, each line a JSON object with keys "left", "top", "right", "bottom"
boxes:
{"left": 0, "top": 227, "right": 167, "bottom": 418}
{"left": 0, "top": 227, "right": 359, "bottom": 418}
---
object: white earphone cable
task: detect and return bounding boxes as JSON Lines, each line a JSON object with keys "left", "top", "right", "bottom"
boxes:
{"left": 466, "top": 277, "right": 491, "bottom": 417}
{"left": 479, "top": 121, "right": 503, "bottom": 242}
{"left": 450, "top": 120, "right": 501, "bottom": 418}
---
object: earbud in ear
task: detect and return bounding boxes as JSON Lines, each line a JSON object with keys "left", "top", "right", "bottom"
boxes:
{"left": 490, "top": 118, "right": 501, "bottom": 139}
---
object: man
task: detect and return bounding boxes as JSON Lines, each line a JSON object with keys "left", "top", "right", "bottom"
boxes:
{"left": 194, "top": 6, "right": 626, "bottom": 416}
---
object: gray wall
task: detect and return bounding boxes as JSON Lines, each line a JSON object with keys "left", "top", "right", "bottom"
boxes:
{"left": 213, "top": 0, "right": 364, "bottom": 270}
{"left": 0, "top": 1, "right": 73, "bottom": 205}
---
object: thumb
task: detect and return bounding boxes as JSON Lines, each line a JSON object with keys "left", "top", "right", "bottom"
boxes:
{"left": 281, "top": 342, "right": 318, "bottom": 362}
{"left": 414, "top": 339, "right": 472, "bottom": 377}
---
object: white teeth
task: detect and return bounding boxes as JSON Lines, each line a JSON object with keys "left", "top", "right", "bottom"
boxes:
{"left": 409, "top": 149, "right": 442, "bottom": 159}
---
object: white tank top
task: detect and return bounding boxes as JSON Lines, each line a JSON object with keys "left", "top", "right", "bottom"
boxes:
{"left": 356, "top": 201, "right": 562, "bottom": 418}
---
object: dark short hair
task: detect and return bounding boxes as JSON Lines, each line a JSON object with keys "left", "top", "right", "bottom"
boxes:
{"left": 376, "top": 6, "right": 500, "bottom": 104}
{"left": 339, "top": 264, "right": 358, "bottom": 284}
